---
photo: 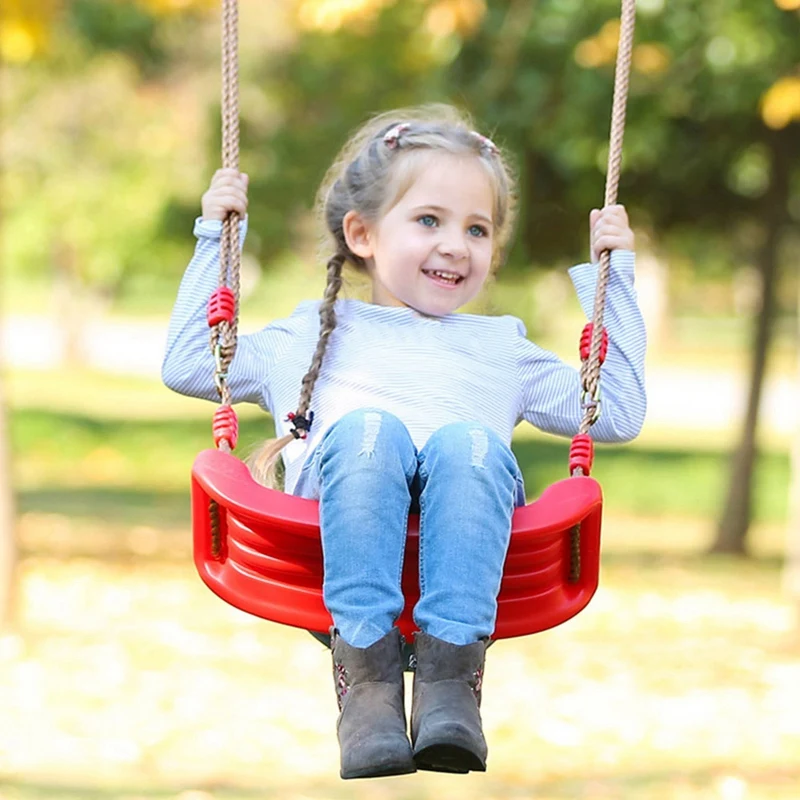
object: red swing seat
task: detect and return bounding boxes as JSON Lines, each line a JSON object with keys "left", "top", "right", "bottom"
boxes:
{"left": 191, "top": 447, "right": 602, "bottom": 640}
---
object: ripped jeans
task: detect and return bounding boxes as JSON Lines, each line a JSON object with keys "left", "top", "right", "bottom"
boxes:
{"left": 293, "top": 408, "right": 524, "bottom": 648}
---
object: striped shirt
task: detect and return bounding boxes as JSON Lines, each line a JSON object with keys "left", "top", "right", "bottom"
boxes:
{"left": 163, "top": 218, "right": 647, "bottom": 495}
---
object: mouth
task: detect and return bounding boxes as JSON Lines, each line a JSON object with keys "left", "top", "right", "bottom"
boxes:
{"left": 422, "top": 269, "right": 465, "bottom": 288}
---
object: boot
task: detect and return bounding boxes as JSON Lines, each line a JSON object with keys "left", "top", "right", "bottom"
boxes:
{"left": 331, "top": 627, "right": 416, "bottom": 779}
{"left": 410, "top": 632, "right": 488, "bottom": 773}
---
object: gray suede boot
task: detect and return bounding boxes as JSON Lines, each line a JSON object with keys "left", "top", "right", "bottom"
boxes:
{"left": 410, "top": 632, "right": 488, "bottom": 773}
{"left": 331, "top": 627, "right": 416, "bottom": 779}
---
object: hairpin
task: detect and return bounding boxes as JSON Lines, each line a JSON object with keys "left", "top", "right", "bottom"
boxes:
{"left": 383, "top": 123, "right": 411, "bottom": 150}
{"left": 471, "top": 131, "right": 499, "bottom": 156}
{"left": 286, "top": 410, "right": 314, "bottom": 440}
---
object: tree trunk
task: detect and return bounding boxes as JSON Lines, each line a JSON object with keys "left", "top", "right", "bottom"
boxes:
{"left": 712, "top": 133, "right": 789, "bottom": 555}
{"left": 782, "top": 274, "right": 800, "bottom": 614}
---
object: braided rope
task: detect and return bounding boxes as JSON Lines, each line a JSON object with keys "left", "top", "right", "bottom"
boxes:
{"left": 575, "top": 0, "right": 636, "bottom": 451}
{"left": 567, "top": 0, "right": 635, "bottom": 582}
{"left": 208, "top": 0, "right": 242, "bottom": 450}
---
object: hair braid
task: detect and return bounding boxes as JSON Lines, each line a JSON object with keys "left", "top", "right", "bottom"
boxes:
{"left": 246, "top": 250, "right": 345, "bottom": 488}
{"left": 295, "top": 251, "right": 345, "bottom": 417}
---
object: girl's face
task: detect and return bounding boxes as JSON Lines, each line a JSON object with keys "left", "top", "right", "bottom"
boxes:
{"left": 347, "top": 152, "right": 496, "bottom": 317}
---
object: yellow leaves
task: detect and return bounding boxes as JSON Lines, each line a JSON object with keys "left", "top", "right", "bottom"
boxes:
{"left": 575, "top": 21, "right": 671, "bottom": 76}
{"left": 0, "top": 19, "right": 39, "bottom": 63}
{"left": 294, "top": 0, "right": 394, "bottom": 33}
{"left": 295, "top": 0, "right": 486, "bottom": 38}
{"left": 574, "top": 20, "right": 620, "bottom": 69}
{"left": 0, "top": 0, "right": 60, "bottom": 63}
{"left": 632, "top": 42, "right": 671, "bottom": 76}
{"left": 424, "top": 0, "right": 486, "bottom": 39}
{"left": 3, "top": 557, "right": 799, "bottom": 787}
{"left": 774, "top": 0, "right": 800, "bottom": 10}
{"left": 0, "top": 0, "right": 215, "bottom": 62}
{"left": 137, "top": 0, "right": 218, "bottom": 14}
{"left": 761, "top": 76, "right": 800, "bottom": 129}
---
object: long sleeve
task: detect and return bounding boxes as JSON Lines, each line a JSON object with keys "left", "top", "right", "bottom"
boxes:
{"left": 516, "top": 250, "right": 647, "bottom": 443}
{"left": 161, "top": 217, "right": 274, "bottom": 410}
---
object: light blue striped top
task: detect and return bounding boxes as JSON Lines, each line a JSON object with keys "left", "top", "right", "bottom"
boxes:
{"left": 163, "top": 218, "right": 647, "bottom": 495}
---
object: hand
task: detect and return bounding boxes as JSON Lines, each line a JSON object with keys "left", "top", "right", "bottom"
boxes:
{"left": 589, "top": 204, "right": 634, "bottom": 263}
{"left": 201, "top": 168, "right": 249, "bottom": 221}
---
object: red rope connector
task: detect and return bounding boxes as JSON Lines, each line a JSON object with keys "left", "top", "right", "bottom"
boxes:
{"left": 569, "top": 433, "right": 594, "bottom": 476}
{"left": 207, "top": 287, "right": 236, "bottom": 327}
{"left": 580, "top": 323, "right": 609, "bottom": 364}
{"left": 213, "top": 404, "right": 238, "bottom": 450}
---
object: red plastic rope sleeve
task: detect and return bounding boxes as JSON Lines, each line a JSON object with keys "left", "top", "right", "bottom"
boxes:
{"left": 213, "top": 404, "right": 239, "bottom": 450}
{"left": 569, "top": 433, "right": 594, "bottom": 476}
{"left": 207, "top": 287, "right": 236, "bottom": 327}
{"left": 580, "top": 323, "right": 609, "bottom": 365}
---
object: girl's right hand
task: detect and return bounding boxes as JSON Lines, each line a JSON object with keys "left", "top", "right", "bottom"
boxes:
{"left": 201, "top": 168, "right": 249, "bottom": 221}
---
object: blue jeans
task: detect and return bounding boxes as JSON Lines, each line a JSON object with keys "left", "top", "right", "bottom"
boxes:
{"left": 294, "top": 408, "right": 524, "bottom": 648}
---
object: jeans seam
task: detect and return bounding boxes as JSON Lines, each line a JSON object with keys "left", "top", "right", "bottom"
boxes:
{"left": 417, "top": 460, "right": 428, "bottom": 598}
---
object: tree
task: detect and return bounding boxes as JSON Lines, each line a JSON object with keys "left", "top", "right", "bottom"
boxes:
{"left": 3, "top": 0, "right": 224, "bottom": 349}
{"left": 452, "top": 0, "right": 800, "bottom": 553}
{"left": 783, "top": 274, "right": 800, "bottom": 624}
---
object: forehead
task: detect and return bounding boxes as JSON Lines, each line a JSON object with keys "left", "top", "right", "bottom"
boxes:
{"left": 387, "top": 151, "right": 495, "bottom": 216}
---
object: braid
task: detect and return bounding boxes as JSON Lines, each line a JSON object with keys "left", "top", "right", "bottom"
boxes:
{"left": 246, "top": 250, "right": 345, "bottom": 488}
{"left": 296, "top": 251, "right": 345, "bottom": 417}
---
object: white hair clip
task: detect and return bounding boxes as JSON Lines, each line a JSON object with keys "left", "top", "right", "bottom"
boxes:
{"left": 383, "top": 123, "right": 411, "bottom": 150}
{"left": 471, "top": 131, "right": 499, "bottom": 156}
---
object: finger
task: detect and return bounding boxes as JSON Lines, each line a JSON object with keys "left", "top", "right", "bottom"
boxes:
{"left": 211, "top": 175, "right": 248, "bottom": 191}
{"left": 598, "top": 207, "right": 629, "bottom": 226}
{"left": 211, "top": 169, "right": 248, "bottom": 187}
{"left": 214, "top": 191, "right": 248, "bottom": 209}
{"left": 593, "top": 235, "right": 631, "bottom": 253}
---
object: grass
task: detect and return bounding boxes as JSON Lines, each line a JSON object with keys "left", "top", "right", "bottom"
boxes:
{"left": 1, "top": 362, "right": 799, "bottom": 798}
{"left": 9, "top": 405, "right": 790, "bottom": 530}
{"left": 1, "top": 555, "right": 798, "bottom": 799}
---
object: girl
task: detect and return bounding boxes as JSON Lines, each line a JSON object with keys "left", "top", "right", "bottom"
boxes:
{"left": 163, "top": 104, "right": 646, "bottom": 779}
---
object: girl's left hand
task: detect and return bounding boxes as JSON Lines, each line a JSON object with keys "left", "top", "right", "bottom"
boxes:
{"left": 589, "top": 204, "right": 635, "bottom": 263}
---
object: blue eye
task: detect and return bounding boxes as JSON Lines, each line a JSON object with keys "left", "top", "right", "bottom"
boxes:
{"left": 418, "top": 214, "right": 438, "bottom": 227}
{"left": 469, "top": 225, "right": 488, "bottom": 238}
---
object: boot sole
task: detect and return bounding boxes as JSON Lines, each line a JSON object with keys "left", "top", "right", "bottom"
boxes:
{"left": 413, "top": 743, "right": 486, "bottom": 774}
{"left": 341, "top": 759, "right": 417, "bottom": 780}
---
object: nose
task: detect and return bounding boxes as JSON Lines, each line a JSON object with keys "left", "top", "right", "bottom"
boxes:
{"left": 436, "top": 227, "right": 468, "bottom": 259}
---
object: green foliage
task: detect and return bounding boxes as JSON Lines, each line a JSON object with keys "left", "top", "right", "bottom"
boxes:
{"left": 5, "top": 0, "right": 800, "bottom": 305}
{"left": 234, "top": 0, "right": 800, "bottom": 274}
{"left": 236, "top": 2, "right": 450, "bottom": 264}
{"left": 69, "top": 0, "right": 166, "bottom": 75}
{"left": 3, "top": 1, "right": 213, "bottom": 304}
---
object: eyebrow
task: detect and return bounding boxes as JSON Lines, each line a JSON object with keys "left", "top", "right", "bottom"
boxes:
{"left": 411, "top": 205, "right": 493, "bottom": 226}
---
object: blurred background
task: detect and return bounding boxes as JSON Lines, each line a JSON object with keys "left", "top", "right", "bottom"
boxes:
{"left": 1, "top": 0, "right": 799, "bottom": 798}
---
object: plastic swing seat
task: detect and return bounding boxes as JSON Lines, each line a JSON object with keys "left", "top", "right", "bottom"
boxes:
{"left": 191, "top": 447, "right": 602, "bottom": 641}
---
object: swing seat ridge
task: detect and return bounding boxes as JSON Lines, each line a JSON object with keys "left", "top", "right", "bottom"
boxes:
{"left": 191, "top": 448, "right": 603, "bottom": 640}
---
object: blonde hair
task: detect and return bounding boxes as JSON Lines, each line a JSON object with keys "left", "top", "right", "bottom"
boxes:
{"left": 248, "top": 103, "right": 518, "bottom": 487}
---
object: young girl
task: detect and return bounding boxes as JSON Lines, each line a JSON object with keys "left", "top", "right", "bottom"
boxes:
{"left": 163, "top": 104, "right": 646, "bottom": 779}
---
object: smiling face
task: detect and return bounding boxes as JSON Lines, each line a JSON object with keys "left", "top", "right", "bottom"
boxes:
{"left": 344, "top": 151, "right": 496, "bottom": 317}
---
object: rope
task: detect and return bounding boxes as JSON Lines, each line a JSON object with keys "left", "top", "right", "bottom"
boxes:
{"left": 567, "top": 0, "right": 635, "bottom": 581}
{"left": 575, "top": 0, "right": 636, "bottom": 451}
{"left": 209, "top": 0, "right": 242, "bottom": 451}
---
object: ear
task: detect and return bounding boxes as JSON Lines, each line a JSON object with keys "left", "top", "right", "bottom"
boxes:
{"left": 342, "top": 210, "right": 375, "bottom": 260}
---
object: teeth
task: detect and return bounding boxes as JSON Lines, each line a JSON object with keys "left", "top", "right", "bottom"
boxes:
{"left": 428, "top": 270, "right": 460, "bottom": 282}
